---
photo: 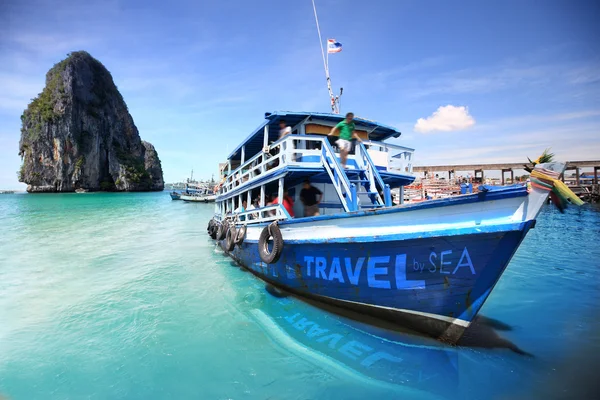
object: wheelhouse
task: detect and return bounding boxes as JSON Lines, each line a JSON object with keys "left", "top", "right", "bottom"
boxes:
{"left": 215, "top": 111, "right": 415, "bottom": 224}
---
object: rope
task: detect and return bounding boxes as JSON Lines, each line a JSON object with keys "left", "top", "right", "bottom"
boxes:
{"left": 311, "top": 0, "right": 337, "bottom": 113}
{"left": 311, "top": 0, "right": 328, "bottom": 80}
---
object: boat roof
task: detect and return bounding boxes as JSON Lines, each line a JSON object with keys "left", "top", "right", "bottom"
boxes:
{"left": 227, "top": 111, "right": 402, "bottom": 161}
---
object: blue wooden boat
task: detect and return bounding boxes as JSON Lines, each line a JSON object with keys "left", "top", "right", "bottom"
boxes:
{"left": 170, "top": 182, "right": 215, "bottom": 201}
{"left": 208, "top": 111, "right": 565, "bottom": 343}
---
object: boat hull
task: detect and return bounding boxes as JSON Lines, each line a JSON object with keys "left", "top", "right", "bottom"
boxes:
{"left": 221, "top": 220, "right": 532, "bottom": 343}
{"left": 181, "top": 194, "right": 216, "bottom": 202}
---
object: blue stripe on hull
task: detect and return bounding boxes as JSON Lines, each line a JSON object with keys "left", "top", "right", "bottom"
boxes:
{"left": 223, "top": 225, "right": 531, "bottom": 340}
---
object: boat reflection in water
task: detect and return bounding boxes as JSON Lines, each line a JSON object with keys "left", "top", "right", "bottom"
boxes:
{"left": 235, "top": 278, "right": 461, "bottom": 398}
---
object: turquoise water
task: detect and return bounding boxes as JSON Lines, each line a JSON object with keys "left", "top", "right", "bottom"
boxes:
{"left": 0, "top": 192, "right": 598, "bottom": 400}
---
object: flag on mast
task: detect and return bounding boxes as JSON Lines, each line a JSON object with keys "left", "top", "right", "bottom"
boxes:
{"left": 327, "top": 39, "right": 342, "bottom": 53}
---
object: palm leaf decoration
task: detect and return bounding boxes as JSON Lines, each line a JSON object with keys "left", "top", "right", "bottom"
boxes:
{"left": 524, "top": 148, "right": 554, "bottom": 173}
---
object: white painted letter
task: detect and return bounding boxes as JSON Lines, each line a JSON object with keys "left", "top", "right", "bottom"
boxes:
{"left": 440, "top": 250, "right": 452, "bottom": 274}
{"left": 328, "top": 257, "right": 345, "bottom": 283}
{"left": 304, "top": 256, "right": 314, "bottom": 277}
{"left": 367, "top": 256, "right": 391, "bottom": 289}
{"left": 315, "top": 257, "right": 328, "bottom": 279}
{"left": 453, "top": 247, "right": 476, "bottom": 275}
{"left": 429, "top": 252, "right": 437, "bottom": 273}
{"left": 345, "top": 257, "right": 364, "bottom": 285}
{"left": 395, "top": 254, "right": 426, "bottom": 290}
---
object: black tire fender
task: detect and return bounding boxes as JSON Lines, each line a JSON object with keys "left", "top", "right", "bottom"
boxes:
{"left": 224, "top": 224, "right": 236, "bottom": 252}
{"left": 209, "top": 222, "right": 217, "bottom": 239}
{"left": 258, "top": 222, "right": 283, "bottom": 264}
{"left": 216, "top": 223, "right": 227, "bottom": 241}
{"left": 235, "top": 225, "right": 247, "bottom": 245}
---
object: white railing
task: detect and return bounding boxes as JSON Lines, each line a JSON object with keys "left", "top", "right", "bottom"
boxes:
{"left": 217, "top": 135, "right": 413, "bottom": 201}
{"left": 219, "top": 135, "right": 328, "bottom": 198}
{"left": 321, "top": 139, "right": 356, "bottom": 212}
{"left": 217, "top": 204, "right": 292, "bottom": 225}
{"left": 363, "top": 140, "right": 414, "bottom": 174}
{"left": 355, "top": 142, "right": 386, "bottom": 206}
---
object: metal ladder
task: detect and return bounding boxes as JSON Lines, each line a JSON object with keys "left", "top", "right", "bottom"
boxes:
{"left": 320, "top": 141, "right": 392, "bottom": 212}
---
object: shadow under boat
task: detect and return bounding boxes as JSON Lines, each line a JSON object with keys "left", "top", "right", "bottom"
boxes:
{"left": 270, "top": 284, "right": 532, "bottom": 356}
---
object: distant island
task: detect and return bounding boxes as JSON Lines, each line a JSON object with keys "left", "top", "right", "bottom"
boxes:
{"left": 17, "top": 51, "right": 164, "bottom": 192}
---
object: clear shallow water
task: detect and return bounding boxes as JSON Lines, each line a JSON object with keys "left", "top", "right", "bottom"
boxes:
{"left": 0, "top": 192, "right": 598, "bottom": 400}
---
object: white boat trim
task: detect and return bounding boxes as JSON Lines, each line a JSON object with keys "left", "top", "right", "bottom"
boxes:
{"left": 314, "top": 294, "right": 471, "bottom": 327}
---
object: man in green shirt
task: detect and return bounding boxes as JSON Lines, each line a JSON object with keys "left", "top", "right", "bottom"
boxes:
{"left": 328, "top": 112, "right": 363, "bottom": 168}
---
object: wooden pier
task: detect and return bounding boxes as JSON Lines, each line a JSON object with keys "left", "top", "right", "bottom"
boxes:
{"left": 413, "top": 160, "right": 600, "bottom": 202}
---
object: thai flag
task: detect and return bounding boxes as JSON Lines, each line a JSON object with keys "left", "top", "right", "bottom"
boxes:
{"left": 327, "top": 39, "right": 342, "bottom": 53}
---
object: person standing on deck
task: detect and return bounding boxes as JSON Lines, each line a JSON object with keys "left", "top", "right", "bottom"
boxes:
{"left": 279, "top": 120, "right": 295, "bottom": 162}
{"left": 279, "top": 120, "right": 292, "bottom": 139}
{"left": 234, "top": 200, "right": 247, "bottom": 221}
{"left": 300, "top": 179, "right": 322, "bottom": 217}
{"left": 272, "top": 189, "right": 295, "bottom": 217}
{"left": 328, "top": 112, "right": 362, "bottom": 168}
{"left": 247, "top": 198, "right": 259, "bottom": 220}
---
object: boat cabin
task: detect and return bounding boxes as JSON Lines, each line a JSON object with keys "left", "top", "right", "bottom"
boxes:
{"left": 215, "top": 111, "right": 415, "bottom": 223}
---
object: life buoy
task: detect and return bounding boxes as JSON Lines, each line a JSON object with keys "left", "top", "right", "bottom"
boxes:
{"left": 224, "top": 224, "right": 236, "bottom": 252}
{"left": 235, "top": 224, "right": 247, "bottom": 245}
{"left": 258, "top": 222, "right": 283, "bottom": 264}
{"left": 216, "top": 223, "right": 227, "bottom": 241}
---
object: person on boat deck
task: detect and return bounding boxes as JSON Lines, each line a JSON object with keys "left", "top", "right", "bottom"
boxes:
{"left": 279, "top": 120, "right": 296, "bottom": 162}
{"left": 300, "top": 179, "right": 322, "bottom": 217}
{"left": 328, "top": 112, "right": 363, "bottom": 168}
{"left": 278, "top": 120, "right": 292, "bottom": 139}
{"left": 271, "top": 189, "right": 295, "bottom": 217}
{"left": 234, "top": 200, "right": 247, "bottom": 221}
{"left": 246, "top": 198, "right": 259, "bottom": 220}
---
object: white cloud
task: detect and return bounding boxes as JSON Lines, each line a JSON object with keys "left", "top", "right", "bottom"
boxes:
{"left": 414, "top": 105, "right": 476, "bottom": 133}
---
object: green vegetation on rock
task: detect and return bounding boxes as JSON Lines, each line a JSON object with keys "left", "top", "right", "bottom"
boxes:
{"left": 17, "top": 164, "right": 25, "bottom": 181}
{"left": 75, "top": 156, "right": 85, "bottom": 171}
{"left": 24, "top": 59, "right": 68, "bottom": 121}
{"left": 100, "top": 180, "right": 115, "bottom": 191}
{"left": 113, "top": 141, "right": 151, "bottom": 185}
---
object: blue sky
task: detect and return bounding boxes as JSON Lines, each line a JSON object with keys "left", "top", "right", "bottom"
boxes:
{"left": 0, "top": 0, "right": 599, "bottom": 189}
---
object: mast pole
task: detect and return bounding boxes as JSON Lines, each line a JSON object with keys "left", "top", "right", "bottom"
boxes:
{"left": 311, "top": 0, "right": 338, "bottom": 114}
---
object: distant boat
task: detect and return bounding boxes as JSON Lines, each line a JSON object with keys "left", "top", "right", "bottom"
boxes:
{"left": 170, "top": 181, "right": 212, "bottom": 201}
{"left": 181, "top": 193, "right": 216, "bottom": 203}
{"left": 75, "top": 188, "right": 89, "bottom": 193}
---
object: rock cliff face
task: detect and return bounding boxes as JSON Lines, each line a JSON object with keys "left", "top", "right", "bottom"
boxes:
{"left": 18, "top": 51, "right": 164, "bottom": 192}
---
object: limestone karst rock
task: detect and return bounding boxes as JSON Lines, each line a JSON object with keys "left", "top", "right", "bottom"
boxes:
{"left": 18, "top": 51, "right": 164, "bottom": 192}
